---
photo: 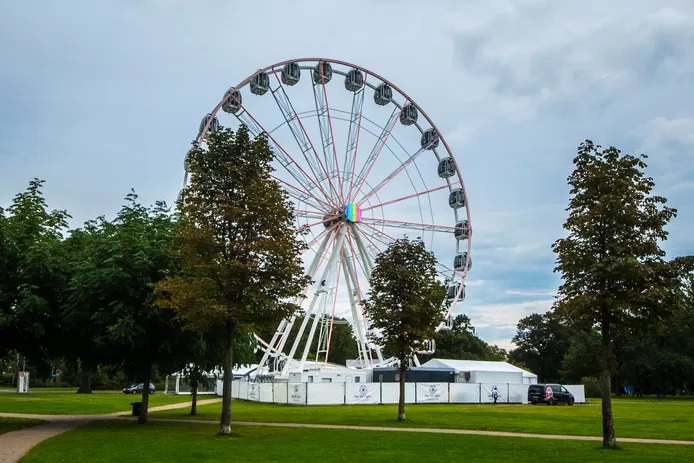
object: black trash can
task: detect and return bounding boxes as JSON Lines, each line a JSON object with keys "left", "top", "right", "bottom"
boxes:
{"left": 131, "top": 401, "right": 142, "bottom": 416}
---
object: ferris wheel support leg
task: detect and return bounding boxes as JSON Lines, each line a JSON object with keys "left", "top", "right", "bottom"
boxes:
{"left": 340, "top": 259, "right": 368, "bottom": 365}
{"left": 349, "top": 228, "right": 384, "bottom": 364}
{"left": 283, "top": 227, "right": 347, "bottom": 376}
{"left": 255, "top": 230, "right": 334, "bottom": 378}
{"left": 340, "top": 255, "right": 371, "bottom": 366}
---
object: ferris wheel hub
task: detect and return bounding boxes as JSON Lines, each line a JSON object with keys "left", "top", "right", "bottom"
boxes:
{"left": 344, "top": 203, "right": 362, "bottom": 223}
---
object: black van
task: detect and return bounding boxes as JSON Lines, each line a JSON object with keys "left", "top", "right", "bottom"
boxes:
{"left": 528, "top": 383, "right": 575, "bottom": 405}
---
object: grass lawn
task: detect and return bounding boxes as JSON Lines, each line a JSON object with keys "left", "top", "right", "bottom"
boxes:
{"left": 21, "top": 420, "right": 694, "bottom": 463}
{"left": 149, "top": 397, "right": 694, "bottom": 441}
{"left": 0, "top": 391, "right": 194, "bottom": 415}
{"left": 0, "top": 416, "right": 46, "bottom": 435}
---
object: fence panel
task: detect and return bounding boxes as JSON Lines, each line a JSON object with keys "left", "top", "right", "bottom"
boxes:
{"left": 273, "top": 382, "right": 288, "bottom": 404}
{"left": 449, "top": 383, "right": 480, "bottom": 403}
{"left": 508, "top": 384, "right": 529, "bottom": 404}
{"left": 381, "top": 382, "right": 416, "bottom": 404}
{"left": 307, "top": 383, "right": 345, "bottom": 405}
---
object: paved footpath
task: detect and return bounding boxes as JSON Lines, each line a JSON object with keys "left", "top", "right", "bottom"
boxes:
{"left": 3, "top": 399, "right": 694, "bottom": 462}
{"left": 0, "top": 398, "right": 222, "bottom": 463}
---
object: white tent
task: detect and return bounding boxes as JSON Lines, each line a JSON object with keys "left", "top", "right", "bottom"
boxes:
{"left": 421, "top": 359, "right": 538, "bottom": 385}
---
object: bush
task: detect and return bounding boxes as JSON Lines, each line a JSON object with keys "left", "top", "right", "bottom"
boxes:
{"left": 581, "top": 376, "right": 601, "bottom": 398}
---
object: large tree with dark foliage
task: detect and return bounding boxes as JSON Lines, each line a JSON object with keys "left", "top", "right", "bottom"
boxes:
{"left": 0, "top": 180, "right": 69, "bottom": 367}
{"left": 509, "top": 312, "right": 570, "bottom": 383}
{"left": 364, "top": 238, "right": 447, "bottom": 422}
{"left": 156, "top": 126, "right": 307, "bottom": 435}
{"left": 552, "top": 140, "right": 689, "bottom": 448}
{"left": 66, "top": 193, "right": 181, "bottom": 423}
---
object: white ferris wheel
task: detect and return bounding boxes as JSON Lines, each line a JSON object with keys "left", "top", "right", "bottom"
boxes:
{"left": 187, "top": 58, "right": 472, "bottom": 378}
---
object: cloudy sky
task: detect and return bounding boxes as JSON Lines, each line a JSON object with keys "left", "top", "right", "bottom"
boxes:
{"left": 2, "top": 0, "right": 693, "bottom": 352}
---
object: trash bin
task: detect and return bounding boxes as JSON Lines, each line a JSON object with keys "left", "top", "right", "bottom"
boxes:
{"left": 131, "top": 401, "right": 142, "bottom": 416}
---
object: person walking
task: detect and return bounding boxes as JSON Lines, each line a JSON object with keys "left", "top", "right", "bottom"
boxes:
{"left": 491, "top": 386, "right": 499, "bottom": 404}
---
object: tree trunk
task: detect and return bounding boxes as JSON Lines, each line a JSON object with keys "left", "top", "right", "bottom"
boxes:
{"left": 398, "top": 361, "right": 407, "bottom": 422}
{"left": 219, "top": 331, "right": 234, "bottom": 435}
{"left": 190, "top": 381, "right": 198, "bottom": 416}
{"left": 600, "top": 317, "right": 616, "bottom": 448}
{"left": 138, "top": 362, "right": 153, "bottom": 425}
{"left": 77, "top": 365, "right": 92, "bottom": 394}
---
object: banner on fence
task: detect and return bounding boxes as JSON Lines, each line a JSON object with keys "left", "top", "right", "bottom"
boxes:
{"left": 416, "top": 383, "right": 448, "bottom": 403}
{"left": 287, "top": 383, "right": 307, "bottom": 405}
{"left": 345, "top": 383, "right": 379, "bottom": 404}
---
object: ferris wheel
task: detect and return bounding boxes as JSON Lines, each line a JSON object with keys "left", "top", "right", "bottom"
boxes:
{"left": 188, "top": 58, "right": 472, "bottom": 376}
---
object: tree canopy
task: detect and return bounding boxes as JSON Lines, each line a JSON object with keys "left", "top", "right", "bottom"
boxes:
{"left": 365, "top": 238, "right": 447, "bottom": 421}
{"left": 552, "top": 140, "right": 690, "bottom": 448}
{"left": 156, "top": 126, "right": 308, "bottom": 434}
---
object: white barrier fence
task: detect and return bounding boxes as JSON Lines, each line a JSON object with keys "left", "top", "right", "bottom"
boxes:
{"left": 219, "top": 381, "right": 586, "bottom": 405}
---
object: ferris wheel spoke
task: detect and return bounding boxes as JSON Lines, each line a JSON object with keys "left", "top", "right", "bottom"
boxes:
{"left": 361, "top": 182, "right": 457, "bottom": 212}
{"left": 351, "top": 223, "right": 385, "bottom": 263}
{"left": 295, "top": 208, "right": 332, "bottom": 221}
{"left": 347, "top": 106, "right": 399, "bottom": 202}
{"left": 356, "top": 138, "right": 437, "bottom": 206}
{"left": 268, "top": 68, "right": 341, "bottom": 205}
{"left": 360, "top": 217, "right": 462, "bottom": 234}
{"left": 312, "top": 63, "right": 345, "bottom": 204}
{"left": 296, "top": 216, "right": 337, "bottom": 232}
{"left": 232, "top": 107, "right": 336, "bottom": 209}
{"left": 272, "top": 175, "right": 334, "bottom": 212}
{"left": 343, "top": 73, "right": 368, "bottom": 201}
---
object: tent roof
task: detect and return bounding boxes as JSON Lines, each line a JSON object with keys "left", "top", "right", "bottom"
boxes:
{"left": 421, "top": 358, "right": 537, "bottom": 378}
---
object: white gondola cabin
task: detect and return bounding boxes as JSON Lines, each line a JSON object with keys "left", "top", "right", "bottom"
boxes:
{"left": 437, "top": 158, "right": 455, "bottom": 178}
{"left": 454, "top": 220, "right": 470, "bottom": 240}
{"left": 345, "top": 69, "right": 364, "bottom": 91}
{"left": 198, "top": 113, "right": 219, "bottom": 139}
{"left": 454, "top": 252, "right": 471, "bottom": 271}
{"left": 312, "top": 61, "right": 333, "bottom": 84}
{"left": 421, "top": 128, "right": 439, "bottom": 149}
{"left": 449, "top": 188, "right": 465, "bottom": 208}
{"left": 250, "top": 72, "right": 270, "bottom": 95}
{"left": 400, "top": 103, "right": 418, "bottom": 125}
{"left": 222, "top": 88, "right": 242, "bottom": 114}
{"left": 281, "top": 62, "right": 301, "bottom": 86}
{"left": 374, "top": 83, "right": 392, "bottom": 105}
{"left": 447, "top": 283, "right": 465, "bottom": 301}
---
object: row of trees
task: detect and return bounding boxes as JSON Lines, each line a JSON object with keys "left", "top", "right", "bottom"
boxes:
{"left": 509, "top": 308, "right": 694, "bottom": 395}
{"left": 0, "top": 127, "right": 308, "bottom": 432}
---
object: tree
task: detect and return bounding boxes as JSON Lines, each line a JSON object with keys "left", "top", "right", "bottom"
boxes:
{"left": 364, "top": 238, "right": 447, "bottom": 421}
{"left": 66, "top": 193, "right": 181, "bottom": 422}
{"left": 560, "top": 329, "right": 601, "bottom": 383}
{"left": 156, "top": 126, "right": 307, "bottom": 435}
{"left": 0, "top": 180, "right": 70, "bottom": 367}
{"left": 509, "top": 312, "right": 570, "bottom": 382}
{"left": 552, "top": 140, "right": 687, "bottom": 448}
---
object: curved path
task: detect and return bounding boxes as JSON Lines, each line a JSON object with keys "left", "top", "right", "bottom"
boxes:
{"left": 2, "top": 400, "right": 693, "bottom": 462}
{"left": 0, "top": 398, "right": 222, "bottom": 463}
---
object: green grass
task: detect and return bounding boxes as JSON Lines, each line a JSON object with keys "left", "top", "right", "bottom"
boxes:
{"left": 149, "top": 398, "right": 694, "bottom": 441}
{"left": 0, "top": 416, "right": 46, "bottom": 435}
{"left": 0, "top": 391, "right": 194, "bottom": 415}
{"left": 21, "top": 420, "right": 694, "bottom": 462}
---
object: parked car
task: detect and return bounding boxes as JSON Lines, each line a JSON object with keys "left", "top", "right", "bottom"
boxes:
{"left": 122, "top": 383, "right": 156, "bottom": 394}
{"left": 528, "top": 383, "right": 574, "bottom": 405}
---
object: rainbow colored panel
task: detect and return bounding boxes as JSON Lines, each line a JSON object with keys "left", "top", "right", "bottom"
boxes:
{"left": 344, "top": 203, "right": 362, "bottom": 223}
